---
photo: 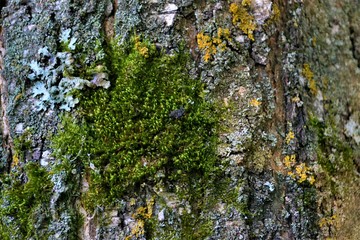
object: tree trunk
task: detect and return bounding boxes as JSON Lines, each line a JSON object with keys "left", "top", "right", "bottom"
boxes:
{"left": 0, "top": 0, "right": 359, "bottom": 239}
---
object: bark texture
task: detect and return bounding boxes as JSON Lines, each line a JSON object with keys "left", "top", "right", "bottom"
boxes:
{"left": 0, "top": 0, "right": 359, "bottom": 239}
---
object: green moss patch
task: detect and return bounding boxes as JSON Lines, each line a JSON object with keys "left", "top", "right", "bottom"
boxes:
{"left": 52, "top": 37, "right": 220, "bottom": 210}
{"left": 0, "top": 163, "right": 53, "bottom": 239}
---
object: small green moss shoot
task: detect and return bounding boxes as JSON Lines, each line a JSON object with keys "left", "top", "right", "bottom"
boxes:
{"left": 52, "top": 36, "right": 220, "bottom": 210}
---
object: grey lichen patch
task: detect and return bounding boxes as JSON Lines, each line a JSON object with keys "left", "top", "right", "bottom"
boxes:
{"left": 115, "top": 0, "right": 142, "bottom": 41}
{"left": 344, "top": 116, "right": 360, "bottom": 144}
{"left": 251, "top": 0, "right": 273, "bottom": 25}
{"left": 2, "top": 0, "right": 110, "bottom": 113}
{"left": 158, "top": 3, "right": 179, "bottom": 27}
{"left": 28, "top": 33, "right": 109, "bottom": 112}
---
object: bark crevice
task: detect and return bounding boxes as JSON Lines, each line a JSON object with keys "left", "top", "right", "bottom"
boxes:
{"left": 0, "top": 25, "right": 14, "bottom": 172}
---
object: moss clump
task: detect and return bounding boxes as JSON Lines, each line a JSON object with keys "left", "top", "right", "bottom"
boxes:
{"left": 309, "top": 117, "right": 354, "bottom": 175}
{"left": 52, "top": 37, "right": 220, "bottom": 210}
{"left": 12, "top": 128, "right": 32, "bottom": 168}
{"left": 0, "top": 163, "right": 53, "bottom": 239}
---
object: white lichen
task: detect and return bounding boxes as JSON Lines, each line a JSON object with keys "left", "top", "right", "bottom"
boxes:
{"left": 158, "top": 3, "right": 178, "bottom": 27}
{"left": 252, "top": 0, "right": 273, "bottom": 25}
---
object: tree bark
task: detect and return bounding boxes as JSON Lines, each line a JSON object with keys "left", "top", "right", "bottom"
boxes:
{"left": 0, "top": 0, "right": 359, "bottom": 239}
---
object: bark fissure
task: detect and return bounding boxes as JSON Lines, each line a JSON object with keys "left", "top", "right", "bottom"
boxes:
{"left": 0, "top": 25, "right": 14, "bottom": 172}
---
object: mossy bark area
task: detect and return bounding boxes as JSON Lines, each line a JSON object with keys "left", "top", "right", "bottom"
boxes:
{"left": 0, "top": 0, "right": 359, "bottom": 239}
{"left": 301, "top": 1, "right": 360, "bottom": 239}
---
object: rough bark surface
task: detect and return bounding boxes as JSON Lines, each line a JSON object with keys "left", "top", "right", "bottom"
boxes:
{"left": 0, "top": 0, "right": 359, "bottom": 239}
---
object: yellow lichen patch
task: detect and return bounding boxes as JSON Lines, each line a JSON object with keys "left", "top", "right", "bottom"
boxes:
{"left": 285, "top": 130, "right": 295, "bottom": 144}
{"left": 291, "top": 96, "right": 301, "bottom": 103}
{"left": 217, "top": 27, "right": 231, "bottom": 40}
{"left": 295, "top": 163, "right": 309, "bottom": 183}
{"left": 134, "top": 36, "right": 149, "bottom": 58}
{"left": 302, "top": 63, "right": 317, "bottom": 95}
{"left": 302, "top": 63, "right": 314, "bottom": 79}
{"left": 319, "top": 215, "right": 338, "bottom": 228}
{"left": 307, "top": 175, "right": 316, "bottom": 185}
{"left": 264, "top": 3, "right": 281, "bottom": 26}
{"left": 308, "top": 78, "right": 317, "bottom": 95}
{"left": 130, "top": 198, "right": 136, "bottom": 206}
{"left": 197, "top": 32, "right": 211, "bottom": 50}
{"left": 250, "top": 98, "right": 261, "bottom": 107}
{"left": 197, "top": 32, "right": 216, "bottom": 62}
{"left": 287, "top": 171, "right": 296, "bottom": 179}
{"left": 230, "top": 2, "right": 256, "bottom": 41}
{"left": 126, "top": 197, "right": 155, "bottom": 239}
{"left": 197, "top": 28, "right": 232, "bottom": 62}
{"left": 312, "top": 37, "right": 317, "bottom": 47}
{"left": 284, "top": 154, "right": 296, "bottom": 168}
{"left": 272, "top": 3, "right": 281, "bottom": 22}
{"left": 283, "top": 155, "right": 315, "bottom": 184}
{"left": 295, "top": 163, "right": 314, "bottom": 184}
{"left": 12, "top": 152, "right": 19, "bottom": 167}
{"left": 125, "top": 218, "right": 145, "bottom": 240}
{"left": 242, "top": 0, "right": 252, "bottom": 6}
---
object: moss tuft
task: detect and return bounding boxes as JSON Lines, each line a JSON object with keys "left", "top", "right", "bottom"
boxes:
{"left": 52, "top": 37, "right": 220, "bottom": 210}
{"left": 0, "top": 163, "right": 53, "bottom": 239}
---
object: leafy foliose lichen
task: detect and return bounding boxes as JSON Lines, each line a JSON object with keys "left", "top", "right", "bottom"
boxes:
{"left": 28, "top": 29, "right": 110, "bottom": 112}
{"left": 52, "top": 36, "right": 220, "bottom": 210}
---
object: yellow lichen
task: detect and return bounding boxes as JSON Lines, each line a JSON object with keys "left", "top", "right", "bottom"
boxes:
{"left": 134, "top": 36, "right": 149, "bottom": 58}
{"left": 12, "top": 152, "right": 19, "bottom": 167}
{"left": 307, "top": 175, "right": 316, "bottom": 185}
{"left": 217, "top": 27, "right": 231, "bottom": 40}
{"left": 302, "top": 63, "right": 317, "bottom": 95}
{"left": 264, "top": 3, "right": 281, "bottom": 26}
{"left": 197, "top": 32, "right": 216, "bottom": 62}
{"left": 131, "top": 219, "right": 145, "bottom": 237}
{"left": 230, "top": 2, "right": 256, "bottom": 41}
{"left": 250, "top": 98, "right": 261, "bottom": 107}
{"left": 291, "top": 96, "right": 301, "bottom": 103}
{"left": 197, "top": 28, "right": 232, "bottom": 62}
{"left": 319, "top": 215, "right": 337, "bottom": 228}
{"left": 308, "top": 78, "right": 317, "bottom": 95}
{"left": 126, "top": 197, "right": 155, "bottom": 239}
{"left": 312, "top": 37, "right": 317, "bottom": 47}
{"left": 287, "top": 171, "right": 296, "bottom": 179}
{"left": 302, "top": 63, "right": 314, "bottom": 80}
{"left": 294, "top": 162, "right": 313, "bottom": 184}
{"left": 272, "top": 3, "right": 281, "bottom": 22}
{"left": 242, "top": 0, "right": 252, "bottom": 6}
{"left": 283, "top": 155, "right": 315, "bottom": 184}
{"left": 285, "top": 130, "right": 295, "bottom": 144}
{"left": 284, "top": 154, "right": 296, "bottom": 168}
